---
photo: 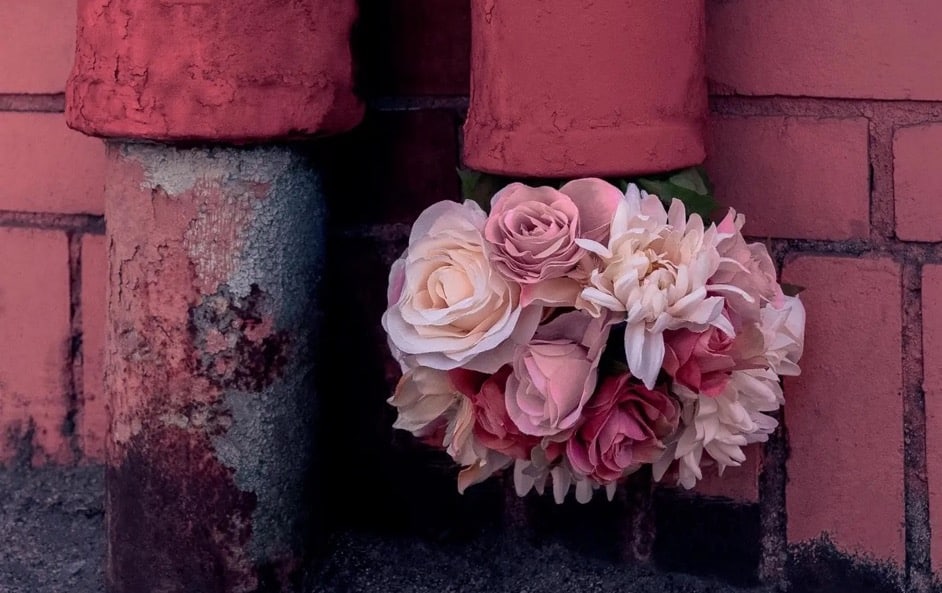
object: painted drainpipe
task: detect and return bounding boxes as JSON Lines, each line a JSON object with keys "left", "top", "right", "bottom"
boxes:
{"left": 462, "top": 0, "right": 708, "bottom": 178}
{"left": 66, "top": 2, "right": 362, "bottom": 591}
{"left": 463, "top": 0, "right": 708, "bottom": 561}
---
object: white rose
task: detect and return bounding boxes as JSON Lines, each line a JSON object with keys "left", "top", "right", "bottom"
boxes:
{"left": 382, "top": 200, "right": 541, "bottom": 373}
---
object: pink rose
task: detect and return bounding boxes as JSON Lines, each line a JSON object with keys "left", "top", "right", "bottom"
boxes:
{"left": 710, "top": 210, "right": 784, "bottom": 321}
{"left": 663, "top": 309, "right": 769, "bottom": 396}
{"left": 505, "top": 311, "right": 612, "bottom": 437}
{"left": 566, "top": 375, "right": 680, "bottom": 484}
{"left": 449, "top": 367, "right": 540, "bottom": 459}
{"left": 663, "top": 326, "right": 736, "bottom": 397}
{"left": 484, "top": 179, "right": 622, "bottom": 285}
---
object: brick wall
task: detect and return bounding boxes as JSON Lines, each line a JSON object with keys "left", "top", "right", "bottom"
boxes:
{"left": 0, "top": 0, "right": 106, "bottom": 465}
{"left": 4, "top": 0, "right": 942, "bottom": 590}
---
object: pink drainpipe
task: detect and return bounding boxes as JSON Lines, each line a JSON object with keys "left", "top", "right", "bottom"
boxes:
{"left": 461, "top": 0, "right": 709, "bottom": 561}
{"left": 66, "top": 1, "right": 362, "bottom": 591}
{"left": 463, "top": 0, "right": 708, "bottom": 177}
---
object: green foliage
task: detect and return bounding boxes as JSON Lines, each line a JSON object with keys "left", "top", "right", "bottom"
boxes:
{"left": 457, "top": 166, "right": 719, "bottom": 222}
{"left": 634, "top": 167, "right": 718, "bottom": 222}
{"left": 781, "top": 283, "right": 806, "bottom": 297}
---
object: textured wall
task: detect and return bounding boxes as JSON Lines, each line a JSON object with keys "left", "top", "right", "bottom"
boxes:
{"left": 3, "top": 1, "right": 942, "bottom": 592}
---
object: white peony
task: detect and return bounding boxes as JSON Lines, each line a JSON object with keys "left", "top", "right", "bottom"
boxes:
{"left": 653, "top": 369, "right": 783, "bottom": 489}
{"left": 760, "top": 295, "right": 805, "bottom": 377}
{"left": 578, "top": 184, "right": 731, "bottom": 388}
{"left": 382, "top": 200, "right": 541, "bottom": 373}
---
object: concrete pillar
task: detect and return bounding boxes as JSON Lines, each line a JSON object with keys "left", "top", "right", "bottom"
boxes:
{"left": 66, "top": 1, "right": 362, "bottom": 591}
{"left": 462, "top": 0, "right": 707, "bottom": 177}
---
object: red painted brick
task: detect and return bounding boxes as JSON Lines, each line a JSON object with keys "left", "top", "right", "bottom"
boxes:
{"left": 80, "top": 234, "right": 107, "bottom": 462}
{"left": 922, "top": 266, "right": 942, "bottom": 573}
{"left": 693, "top": 445, "right": 761, "bottom": 503}
{"left": 323, "top": 109, "right": 460, "bottom": 225}
{"left": 359, "top": 1, "right": 471, "bottom": 96}
{"left": 708, "top": 0, "right": 942, "bottom": 100}
{"left": 894, "top": 124, "right": 942, "bottom": 242}
{"left": 0, "top": 113, "right": 106, "bottom": 214}
{"left": 0, "top": 1, "right": 76, "bottom": 93}
{"left": 784, "top": 256, "right": 904, "bottom": 563}
{"left": 0, "top": 229, "right": 71, "bottom": 465}
{"left": 707, "top": 116, "right": 870, "bottom": 240}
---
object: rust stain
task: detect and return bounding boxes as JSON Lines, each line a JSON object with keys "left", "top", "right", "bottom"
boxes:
{"left": 189, "top": 285, "right": 289, "bottom": 392}
{"left": 106, "top": 426, "right": 258, "bottom": 593}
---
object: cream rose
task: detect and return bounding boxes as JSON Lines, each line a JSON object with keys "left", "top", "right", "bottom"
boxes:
{"left": 382, "top": 200, "right": 541, "bottom": 373}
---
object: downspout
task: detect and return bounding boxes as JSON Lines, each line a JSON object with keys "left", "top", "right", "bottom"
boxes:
{"left": 463, "top": 0, "right": 707, "bottom": 177}
{"left": 65, "top": 2, "right": 362, "bottom": 591}
{"left": 460, "top": 0, "right": 709, "bottom": 559}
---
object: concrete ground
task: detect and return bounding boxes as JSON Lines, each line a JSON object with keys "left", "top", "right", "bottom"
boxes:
{"left": 0, "top": 466, "right": 104, "bottom": 593}
{"left": 0, "top": 466, "right": 757, "bottom": 593}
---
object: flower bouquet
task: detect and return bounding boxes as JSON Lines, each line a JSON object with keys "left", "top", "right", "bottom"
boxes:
{"left": 382, "top": 170, "right": 804, "bottom": 503}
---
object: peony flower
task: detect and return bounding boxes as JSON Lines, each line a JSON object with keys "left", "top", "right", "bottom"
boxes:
{"left": 578, "top": 184, "right": 730, "bottom": 388}
{"left": 709, "top": 209, "right": 783, "bottom": 322}
{"left": 389, "top": 365, "right": 517, "bottom": 494}
{"left": 653, "top": 369, "right": 783, "bottom": 489}
{"left": 382, "top": 200, "right": 542, "bottom": 373}
{"left": 484, "top": 179, "right": 623, "bottom": 285}
{"left": 504, "top": 311, "right": 612, "bottom": 437}
{"left": 388, "top": 367, "right": 477, "bottom": 465}
{"left": 512, "top": 455, "right": 612, "bottom": 504}
{"left": 449, "top": 366, "right": 539, "bottom": 460}
{"left": 759, "top": 295, "right": 805, "bottom": 377}
{"left": 566, "top": 374, "right": 680, "bottom": 484}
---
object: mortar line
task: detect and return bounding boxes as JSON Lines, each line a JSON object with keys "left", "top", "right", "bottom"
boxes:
{"left": 63, "top": 231, "right": 85, "bottom": 462}
{"left": 902, "top": 262, "right": 932, "bottom": 592}
{"left": 368, "top": 95, "right": 470, "bottom": 112}
{"left": 758, "top": 410, "right": 788, "bottom": 585}
{"left": 0, "top": 211, "right": 105, "bottom": 234}
{"left": 0, "top": 93, "right": 66, "bottom": 113}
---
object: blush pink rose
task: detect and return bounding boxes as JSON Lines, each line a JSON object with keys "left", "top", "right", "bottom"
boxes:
{"left": 504, "top": 311, "right": 612, "bottom": 437}
{"left": 382, "top": 200, "right": 542, "bottom": 373}
{"left": 484, "top": 179, "right": 622, "bottom": 285}
{"left": 449, "top": 366, "right": 540, "bottom": 460}
{"left": 566, "top": 375, "right": 680, "bottom": 484}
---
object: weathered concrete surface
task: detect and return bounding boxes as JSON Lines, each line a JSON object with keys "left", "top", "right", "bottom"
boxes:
{"left": 307, "top": 530, "right": 760, "bottom": 593}
{"left": 0, "top": 465, "right": 104, "bottom": 593}
{"left": 102, "top": 143, "right": 324, "bottom": 593}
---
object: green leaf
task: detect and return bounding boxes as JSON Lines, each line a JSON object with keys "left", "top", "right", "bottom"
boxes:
{"left": 781, "top": 283, "right": 806, "bottom": 297}
{"left": 456, "top": 168, "right": 508, "bottom": 213}
{"left": 636, "top": 167, "right": 718, "bottom": 222}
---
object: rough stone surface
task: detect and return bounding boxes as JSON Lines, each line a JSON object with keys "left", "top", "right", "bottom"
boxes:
{"left": 783, "top": 256, "right": 905, "bottom": 563}
{"left": 463, "top": 0, "right": 707, "bottom": 177}
{"left": 707, "top": 115, "right": 871, "bottom": 240}
{"left": 894, "top": 124, "right": 942, "bottom": 242}
{"left": 708, "top": 0, "right": 942, "bottom": 100}
{"left": 67, "top": 0, "right": 363, "bottom": 141}
{"left": 0, "top": 465, "right": 104, "bottom": 593}
{"left": 102, "top": 143, "right": 324, "bottom": 592}
{"left": 309, "top": 530, "right": 761, "bottom": 593}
